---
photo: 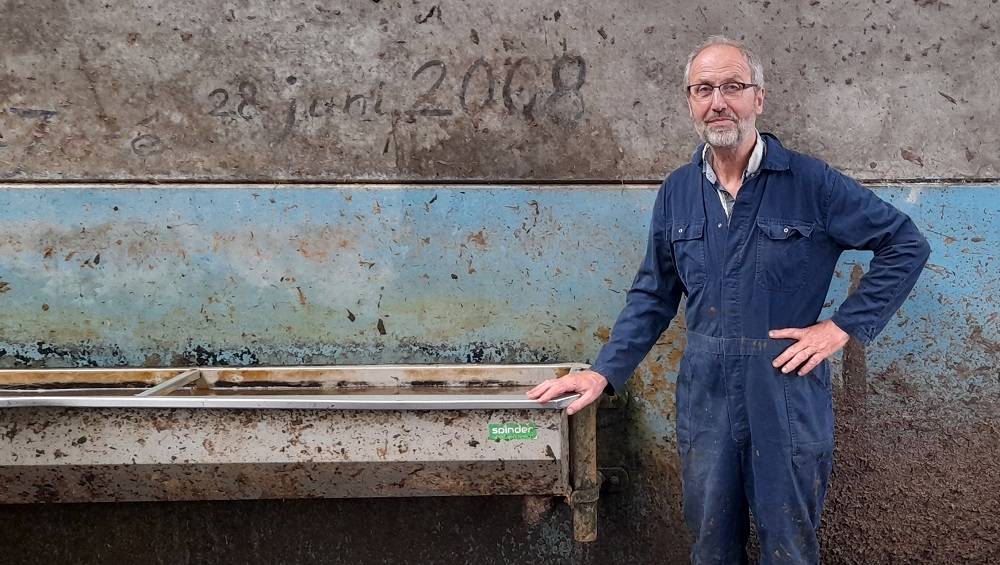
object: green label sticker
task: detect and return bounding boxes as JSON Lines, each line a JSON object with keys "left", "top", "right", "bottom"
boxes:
{"left": 488, "top": 423, "right": 538, "bottom": 440}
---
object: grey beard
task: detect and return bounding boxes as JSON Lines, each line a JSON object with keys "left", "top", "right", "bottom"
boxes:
{"left": 704, "top": 127, "right": 741, "bottom": 148}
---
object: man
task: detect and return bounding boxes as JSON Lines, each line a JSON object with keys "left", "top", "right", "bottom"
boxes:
{"left": 528, "top": 36, "right": 930, "bottom": 563}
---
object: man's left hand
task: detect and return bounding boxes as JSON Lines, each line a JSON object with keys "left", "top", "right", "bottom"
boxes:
{"left": 769, "top": 319, "right": 851, "bottom": 376}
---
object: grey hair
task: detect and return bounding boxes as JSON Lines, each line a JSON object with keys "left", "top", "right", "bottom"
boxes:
{"left": 683, "top": 35, "right": 765, "bottom": 90}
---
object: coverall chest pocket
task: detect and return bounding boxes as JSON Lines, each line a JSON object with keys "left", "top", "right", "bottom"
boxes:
{"left": 670, "top": 219, "right": 707, "bottom": 291}
{"left": 755, "top": 219, "right": 813, "bottom": 292}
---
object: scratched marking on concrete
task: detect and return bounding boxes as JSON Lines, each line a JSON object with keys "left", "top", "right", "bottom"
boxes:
{"left": 1, "top": 1, "right": 997, "bottom": 180}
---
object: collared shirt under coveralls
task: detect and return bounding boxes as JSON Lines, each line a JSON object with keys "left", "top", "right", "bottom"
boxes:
{"left": 589, "top": 134, "right": 930, "bottom": 564}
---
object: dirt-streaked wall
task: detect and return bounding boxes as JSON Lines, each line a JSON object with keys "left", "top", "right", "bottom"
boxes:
{"left": 0, "top": 1, "right": 997, "bottom": 563}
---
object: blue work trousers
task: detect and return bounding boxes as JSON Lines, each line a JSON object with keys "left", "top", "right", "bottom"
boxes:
{"left": 676, "top": 332, "right": 834, "bottom": 564}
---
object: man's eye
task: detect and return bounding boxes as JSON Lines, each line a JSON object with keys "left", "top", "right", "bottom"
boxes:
{"left": 720, "top": 83, "right": 741, "bottom": 94}
{"left": 695, "top": 85, "right": 713, "bottom": 95}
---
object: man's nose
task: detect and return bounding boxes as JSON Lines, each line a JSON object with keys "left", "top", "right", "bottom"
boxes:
{"left": 709, "top": 89, "right": 729, "bottom": 111}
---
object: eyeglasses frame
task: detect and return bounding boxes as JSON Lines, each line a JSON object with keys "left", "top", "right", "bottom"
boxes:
{"left": 685, "top": 82, "right": 760, "bottom": 101}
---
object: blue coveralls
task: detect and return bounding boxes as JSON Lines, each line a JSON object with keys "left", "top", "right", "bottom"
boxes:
{"left": 590, "top": 134, "right": 929, "bottom": 564}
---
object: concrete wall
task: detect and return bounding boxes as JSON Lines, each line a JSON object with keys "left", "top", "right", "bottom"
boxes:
{"left": 1, "top": 0, "right": 997, "bottom": 181}
{"left": 1, "top": 0, "right": 998, "bottom": 563}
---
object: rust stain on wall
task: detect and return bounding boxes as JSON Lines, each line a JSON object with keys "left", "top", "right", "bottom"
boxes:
{"left": 841, "top": 263, "right": 868, "bottom": 405}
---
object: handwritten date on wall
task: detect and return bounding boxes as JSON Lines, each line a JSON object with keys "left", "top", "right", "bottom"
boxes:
{"left": 200, "top": 53, "right": 587, "bottom": 143}
{"left": 3, "top": 53, "right": 587, "bottom": 159}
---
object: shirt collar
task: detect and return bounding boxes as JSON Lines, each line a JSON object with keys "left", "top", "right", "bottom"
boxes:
{"left": 701, "top": 130, "right": 765, "bottom": 184}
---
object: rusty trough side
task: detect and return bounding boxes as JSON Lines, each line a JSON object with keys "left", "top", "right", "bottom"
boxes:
{"left": 0, "top": 407, "right": 568, "bottom": 500}
{"left": 0, "top": 363, "right": 602, "bottom": 542}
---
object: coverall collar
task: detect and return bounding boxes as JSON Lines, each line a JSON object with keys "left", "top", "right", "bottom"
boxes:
{"left": 692, "top": 132, "right": 791, "bottom": 173}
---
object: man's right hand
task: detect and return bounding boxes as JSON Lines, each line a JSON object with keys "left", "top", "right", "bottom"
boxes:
{"left": 526, "top": 370, "right": 608, "bottom": 415}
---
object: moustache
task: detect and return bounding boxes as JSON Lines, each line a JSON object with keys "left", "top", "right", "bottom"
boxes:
{"left": 706, "top": 111, "right": 738, "bottom": 122}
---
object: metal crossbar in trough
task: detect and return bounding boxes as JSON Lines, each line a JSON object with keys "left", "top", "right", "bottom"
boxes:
{"left": 0, "top": 364, "right": 601, "bottom": 541}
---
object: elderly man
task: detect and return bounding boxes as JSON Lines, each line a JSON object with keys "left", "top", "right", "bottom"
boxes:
{"left": 529, "top": 36, "right": 929, "bottom": 563}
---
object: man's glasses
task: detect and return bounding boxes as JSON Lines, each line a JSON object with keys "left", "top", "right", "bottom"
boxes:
{"left": 686, "top": 82, "right": 758, "bottom": 101}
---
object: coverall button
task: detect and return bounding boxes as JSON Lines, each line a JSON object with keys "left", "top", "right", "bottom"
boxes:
{"left": 783, "top": 227, "right": 789, "bottom": 233}
{"left": 718, "top": 223, "right": 723, "bottom": 228}
{"left": 678, "top": 228, "right": 684, "bottom": 233}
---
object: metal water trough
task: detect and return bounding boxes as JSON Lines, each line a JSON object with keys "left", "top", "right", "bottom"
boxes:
{"left": 0, "top": 363, "right": 600, "bottom": 541}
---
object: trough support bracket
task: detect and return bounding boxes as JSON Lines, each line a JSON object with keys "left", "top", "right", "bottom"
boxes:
{"left": 569, "top": 402, "right": 600, "bottom": 542}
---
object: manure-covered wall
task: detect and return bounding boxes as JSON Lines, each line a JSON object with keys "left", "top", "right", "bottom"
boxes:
{"left": 1, "top": 1, "right": 997, "bottom": 563}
